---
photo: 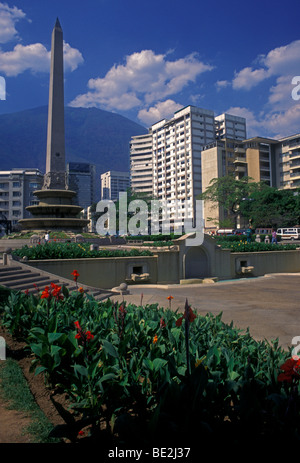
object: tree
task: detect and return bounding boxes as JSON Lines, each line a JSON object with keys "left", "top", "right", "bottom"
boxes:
{"left": 199, "top": 175, "right": 261, "bottom": 228}
{"left": 239, "top": 186, "right": 300, "bottom": 228}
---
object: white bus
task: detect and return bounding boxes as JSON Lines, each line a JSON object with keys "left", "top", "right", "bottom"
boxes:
{"left": 277, "top": 228, "right": 300, "bottom": 240}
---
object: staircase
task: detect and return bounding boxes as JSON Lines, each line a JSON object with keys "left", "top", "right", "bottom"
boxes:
{"left": 0, "top": 262, "right": 115, "bottom": 301}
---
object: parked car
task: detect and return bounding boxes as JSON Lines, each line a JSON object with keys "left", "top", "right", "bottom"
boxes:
{"left": 216, "top": 229, "right": 234, "bottom": 235}
{"left": 233, "top": 229, "right": 248, "bottom": 235}
{"left": 277, "top": 227, "right": 300, "bottom": 240}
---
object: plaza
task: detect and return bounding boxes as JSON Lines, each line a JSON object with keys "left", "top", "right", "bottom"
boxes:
{"left": 110, "top": 273, "right": 300, "bottom": 352}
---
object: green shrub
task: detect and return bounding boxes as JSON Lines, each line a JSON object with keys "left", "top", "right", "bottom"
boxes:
{"left": 1, "top": 284, "right": 299, "bottom": 444}
{"left": 12, "top": 242, "right": 153, "bottom": 260}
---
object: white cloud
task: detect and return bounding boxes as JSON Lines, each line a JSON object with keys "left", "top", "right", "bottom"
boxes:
{"left": 0, "top": 41, "right": 83, "bottom": 76}
{"left": 216, "top": 80, "right": 230, "bottom": 91}
{"left": 232, "top": 40, "right": 300, "bottom": 91}
{"left": 232, "top": 67, "right": 270, "bottom": 90}
{"left": 227, "top": 40, "right": 300, "bottom": 139}
{"left": 69, "top": 49, "right": 213, "bottom": 112}
{"left": 138, "top": 100, "right": 183, "bottom": 125}
{"left": 0, "top": 2, "right": 26, "bottom": 44}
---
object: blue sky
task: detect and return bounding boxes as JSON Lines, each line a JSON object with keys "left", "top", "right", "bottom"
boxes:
{"left": 0, "top": 0, "right": 300, "bottom": 139}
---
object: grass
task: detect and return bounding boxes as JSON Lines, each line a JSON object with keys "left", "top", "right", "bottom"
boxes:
{"left": 0, "top": 358, "right": 59, "bottom": 443}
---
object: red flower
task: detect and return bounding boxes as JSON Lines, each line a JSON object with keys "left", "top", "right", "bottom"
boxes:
{"left": 50, "top": 282, "right": 63, "bottom": 300}
{"left": 175, "top": 307, "right": 196, "bottom": 327}
{"left": 85, "top": 331, "right": 94, "bottom": 342}
{"left": 278, "top": 357, "right": 300, "bottom": 383}
{"left": 41, "top": 286, "right": 50, "bottom": 299}
{"left": 160, "top": 317, "right": 166, "bottom": 329}
{"left": 119, "top": 304, "right": 126, "bottom": 314}
{"left": 74, "top": 320, "right": 81, "bottom": 330}
{"left": 24, "top": 289, "right": 29, "bottom": 295}
{"left": 74, "top": 321, "right": 94, "bottom": 343}
{"left": 71, "top": 270, "right": 80, "bottom": 282}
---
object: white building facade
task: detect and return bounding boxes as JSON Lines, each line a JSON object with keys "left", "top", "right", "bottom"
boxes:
{"left": 101, "top": 170, "right": 130, "bottom": 201}
{"left": 0, "top": 168, "right": 43, "bottom": 229}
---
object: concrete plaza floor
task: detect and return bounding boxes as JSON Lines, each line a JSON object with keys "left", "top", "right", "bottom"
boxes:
{"left": 110, "top": 273, "right": 300, "bottom": 351}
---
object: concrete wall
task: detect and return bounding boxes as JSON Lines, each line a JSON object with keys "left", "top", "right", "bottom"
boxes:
{"left": 27, "top": 256, "right": 158, "bottom": 289}
{"left": 231, "top": 250, "right": 300, "bottom": 277}
{"left": 24, "top": 234, "right": 300, "bottom": 289}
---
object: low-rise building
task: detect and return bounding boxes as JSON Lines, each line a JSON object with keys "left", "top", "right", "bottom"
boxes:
{"left": 0, "top": 168, "right": 43, "bottom": 229}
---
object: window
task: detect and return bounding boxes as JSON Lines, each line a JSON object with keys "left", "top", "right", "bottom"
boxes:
{"left": 13, "top": 181, "right": 20, "bottom": 187}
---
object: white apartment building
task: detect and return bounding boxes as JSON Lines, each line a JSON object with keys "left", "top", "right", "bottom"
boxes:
{"left": 276, "top": 133, "right": 300, "bottom": 190}
{"left": 101, "top": 170, "right": 130, "bottom": 201}
{"left": 129, "top": 105, "right": 247, "bottom": 229}
{"left": 130, "top": 133, "right": 153, "bottom": 195}
{"left": 0, "top": 168, "right": 43, "bottom": 229}
{"left": 215, "top": 113, "right": 247, "bottom": 141}
{"left": 151, "top": 106, "right": 216, "bottom": 227}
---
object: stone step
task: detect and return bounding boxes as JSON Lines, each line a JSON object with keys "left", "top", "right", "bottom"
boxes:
{"left": 1, "top": 264, "right": 114, "bottom": 301}
{"left": 0, "top": 266, "right": 23, "bottom": 273}
{"left": 4, "top": 277, "right": 58, "bottom": 290}
{"left": 0, "top": 271, "right": 40, "bottom": 283}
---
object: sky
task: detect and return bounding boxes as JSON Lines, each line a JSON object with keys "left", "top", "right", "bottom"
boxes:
{"left": 0, "top": 0, "right": 300, "bottom": 139}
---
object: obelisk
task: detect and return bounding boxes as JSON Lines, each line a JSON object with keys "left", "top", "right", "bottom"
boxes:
{"left": 19, "top": 19, "right": 89, "bottom": 231}
{"left": 44, "top": 17, "right": 67, "bottom": 190}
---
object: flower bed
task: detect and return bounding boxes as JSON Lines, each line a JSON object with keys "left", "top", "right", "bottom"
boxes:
{"left": 216, "top": 240, "right": 298, "bottom": 252}
{"left": 12, "top": 242, "right": 153, "bottom": 260}
{"left": 1, "top": 279, "right": 300, "bottom": 446}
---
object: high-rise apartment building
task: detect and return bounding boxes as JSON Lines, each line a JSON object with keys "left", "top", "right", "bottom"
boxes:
{"left": 275, "top": 133, "right": 300, "bottom": 190}
{"left": 101, "top": 171, "right": 130, "bottom": 201}
{"left": 130, "top": 133, "right": 153, "bottom": 195}
{"left": 215, "top": 113, "right": 247, "bottom": 141}
{"left": 130, "top": 105, "right": 247, "bottom": 229}
{"left": 0, "top": 168, "right": 43, "bottom": 229}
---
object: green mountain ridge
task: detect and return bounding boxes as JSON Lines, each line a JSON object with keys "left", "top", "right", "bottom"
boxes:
{"left": 0, "top": 106, "right": 147, "bottom": 177}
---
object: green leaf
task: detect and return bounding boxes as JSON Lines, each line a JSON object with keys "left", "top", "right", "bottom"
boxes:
{"left": 228, "top": 370, "right": 240, "bottom": 381}
{"left": 98, "top": 373, "right": 118, "bottom": 383}
{"left": 34, "top": 366, "right": 48, "bottom": 376}
{"left": 48, "top": 333, "right": 64, "bottom": 343}
{"left": 102, "top": 340, "right": 119, "bottom": 358}
{"left": 74, "top": 364, "right": 88, "bottom": 377}
{"left": 153, "top": 358, "right": 168, "bottom": 372}
{"left": 143, "top": 358, "right": 153, "bottom": 371}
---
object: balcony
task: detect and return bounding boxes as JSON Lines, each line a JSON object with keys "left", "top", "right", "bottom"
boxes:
{"left": 290, "top": 170, "right": 300, "bottom": 180}
{"left": 234, "top": 157, "right": 247, "bottom": 164}
{"left": 234, "top": 147, "right": 246, "bottom": 154}
{"left": 235, "top": 165, "right": 247, "bottom": 173}
{"left": 289, "top": 150, "right": 300, "bottom": 159}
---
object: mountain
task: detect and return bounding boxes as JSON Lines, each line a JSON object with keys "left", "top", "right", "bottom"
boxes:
{"left": 0, "top": 106, "right": 147, "bottom": 181}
